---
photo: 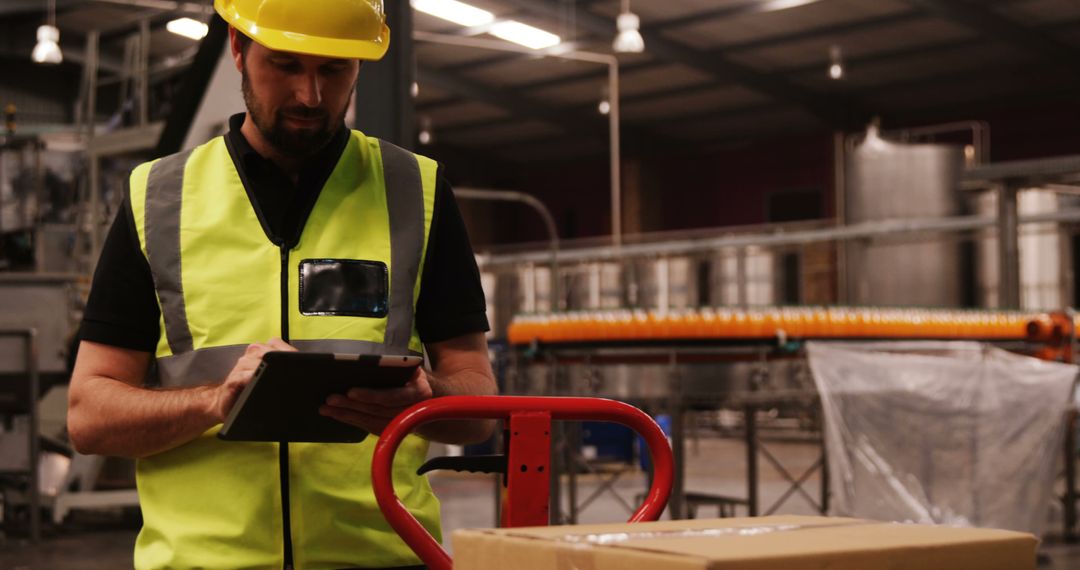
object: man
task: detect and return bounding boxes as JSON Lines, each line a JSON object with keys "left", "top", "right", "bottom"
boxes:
{"left": 66, "top": 1, "right": 497, "bottom": 568}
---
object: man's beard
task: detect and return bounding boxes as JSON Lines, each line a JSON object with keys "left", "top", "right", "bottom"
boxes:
{"left": 241, "top": 68, "right": 348, "bottom": 159}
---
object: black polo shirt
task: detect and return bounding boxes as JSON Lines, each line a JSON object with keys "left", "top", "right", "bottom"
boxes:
{"left": 80, "top": 113, "right": 488, "bottom": 352}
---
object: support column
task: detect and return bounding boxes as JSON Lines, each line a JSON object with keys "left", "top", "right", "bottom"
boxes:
{"left": 997, "top": 183, "right": 1021, "bottom": 309}
{"left": 354, "top": 2, "right": 414, "bottom": 148}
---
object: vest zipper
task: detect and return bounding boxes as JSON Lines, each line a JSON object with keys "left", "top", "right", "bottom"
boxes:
{"left": 279, "top": 243, "right": 295, "bottom": 570}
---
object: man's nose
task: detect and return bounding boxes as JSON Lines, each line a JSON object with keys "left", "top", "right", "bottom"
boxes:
{"left": 295, "top": 72, "right": 322, "bottom": 107}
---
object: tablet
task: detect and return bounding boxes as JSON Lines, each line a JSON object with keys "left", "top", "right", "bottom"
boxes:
{"left": 217, "top": 352, "right": 421, "bottom": 443}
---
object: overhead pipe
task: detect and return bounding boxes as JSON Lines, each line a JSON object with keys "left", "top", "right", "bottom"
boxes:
{"left": 454, "top": 187, "right": 561, "bottom": 312}
{"left": 412, "top": 31, "right": 623, "bottom": 248}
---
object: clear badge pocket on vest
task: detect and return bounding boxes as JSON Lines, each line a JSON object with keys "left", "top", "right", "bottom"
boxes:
{"left": 299, "top": 259, "right": 389, "bottom": 317}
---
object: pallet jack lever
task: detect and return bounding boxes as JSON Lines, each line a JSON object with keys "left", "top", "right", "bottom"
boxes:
{"left": 417, "top": 454, "right": 507, "bottom": 476}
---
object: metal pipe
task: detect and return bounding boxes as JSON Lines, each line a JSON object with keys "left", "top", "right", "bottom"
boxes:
{"left": 26, "top": 329, "right": 40, "bottom": 544}
{"left": 90, "top": 0, "right": 207, "bottom": 14}
{"left": 609, "top": 62, "right": 621, "bottom": 246}
{"left": 479, "top": 208, "right": 1080, "bottom": 267}
{"left": 833, "top": 131, "right": 847, "bottom": 304}
{"left": 453, "top": 187, "right": 561, "bottom": 311}
{"left": 411, "top": 31, "right": 622, "bottom": 249}
{"left": 894, "top": 120, "right": 991, "bottom": 165}
{"left": 998, "top": 184, "right": 1021, "bottom": 308}
{"left": 139, "top": 18, "right": 151, "bottom": 127}
{"left": 0, "top": 329, "right": 41, "bottom": 542}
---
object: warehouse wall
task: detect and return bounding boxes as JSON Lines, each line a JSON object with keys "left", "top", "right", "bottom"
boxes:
{"left": 452, "top": 97, "right": 1080, "bottom": 251}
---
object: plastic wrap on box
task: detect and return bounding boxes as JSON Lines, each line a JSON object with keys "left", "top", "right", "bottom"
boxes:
{"left": 807, "top": 341, "right": 1077, "bottom": 537}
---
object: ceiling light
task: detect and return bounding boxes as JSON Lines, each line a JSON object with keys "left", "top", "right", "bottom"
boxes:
{"left": 490, "top": 21, "right": 561, "bottom": 50}
{"left": 167, "top": 17, "right": 209, "bottom": 41}
{"left": 32, "top": 25, "right": 62, "bottom": 64}
{"left": 598, "top": 99, "right": 611, "bottom": 115}
{"left": 828, "top": 45, "right": 844, "bottom": 80}
{"left": 33, "top": 0, "right": 62, "bottom": 65}
{"left": 418, "top": 116, "right": 434, "bottom": 145}
{"left": 612, "top": 0, "right": 644, "bottom": 54}
{"left": 411, "top": 82, "right": 420, "bottom": 99}
{"left": 412, "top": 0, "right": 494, "bottom": 27}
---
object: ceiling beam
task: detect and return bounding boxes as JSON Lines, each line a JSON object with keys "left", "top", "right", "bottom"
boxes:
{"left": 419, "top": 64, "right": 601, "bottom": 139}
{"left": 902, "top": 0, "right": 1080, "bottom": 77}
{"left": 0, "top": 0, "right": 81, "bottom": 17}
{"left": 419, "top": 64, "right": 670, "bottom": 153}
{"left": 419, "top": 8, "right": 934, "bottom": 100}
{"left": 498, "top": 0, "right": 866, "bottom": 129}
{"left": 648, "top": 0, "right": 827, "bottom": 32}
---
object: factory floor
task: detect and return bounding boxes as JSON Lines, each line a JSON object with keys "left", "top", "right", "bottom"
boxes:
{"left": 1, "top": 437, "right": 1078, "bottom": 569}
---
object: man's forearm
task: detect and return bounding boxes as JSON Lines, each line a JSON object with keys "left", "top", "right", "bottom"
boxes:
{"left": 418, "top": 366, "right": 498, "bottom": 444}
{"left": 68, "top": 376, "right": 220, "bottom": 459}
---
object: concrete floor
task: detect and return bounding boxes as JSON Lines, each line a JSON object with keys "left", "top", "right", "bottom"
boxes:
{"left": 1, "top": 437, "right": 1078, "bottom": 568}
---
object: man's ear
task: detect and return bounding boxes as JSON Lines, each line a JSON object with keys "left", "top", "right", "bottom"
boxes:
{"left": 228, "top": 26, "right": 244, "bottom": 72}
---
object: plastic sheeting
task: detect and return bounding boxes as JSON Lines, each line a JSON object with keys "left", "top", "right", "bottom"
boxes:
{"left": 807, "top": 341, "right": 1077, "bottom": 538}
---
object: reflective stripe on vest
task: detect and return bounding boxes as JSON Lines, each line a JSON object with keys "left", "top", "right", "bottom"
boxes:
{"left": 126, "top": 131, "right": 441, "bottom": 570}
{"left": 141, "top": 137, "right": 430, "bottom": 387}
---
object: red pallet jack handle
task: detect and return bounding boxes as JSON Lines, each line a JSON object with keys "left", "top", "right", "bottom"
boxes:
{"left": 372, "top": 396, "right": 675, "bottom": 570}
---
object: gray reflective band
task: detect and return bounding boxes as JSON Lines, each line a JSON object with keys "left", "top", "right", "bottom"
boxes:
{"left": 379, "top": 141, "right": 425, "bottom": 354}
{"left": 156, "top": 340, "right": 421, "bottom": 388}
{"left": 157, "top": 344, "right": 246, "bottom": 388}
{"left": 145, "top": 149, "right": 196, "bottom": 355}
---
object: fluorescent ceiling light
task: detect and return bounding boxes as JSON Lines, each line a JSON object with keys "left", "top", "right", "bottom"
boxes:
{"left": 167, "top": 17, "right": 208, "bottom": 41}
{"left": 412, "top": 0, "right": 495, "bottom": 27}
{"left": 761, "top": 0, "right": 823, "bottom": 11}
{"left": 490, "top": 20, "right": 560, "bottom": 50}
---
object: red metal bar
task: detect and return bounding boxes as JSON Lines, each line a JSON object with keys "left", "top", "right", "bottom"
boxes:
{"left": 371, "top": 396, "right": 674, "bottom": 570}
{"left": 504, "top": 411, "right": 552, "bottom": 527}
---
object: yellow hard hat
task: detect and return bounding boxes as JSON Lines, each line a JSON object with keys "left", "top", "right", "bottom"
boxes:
{"left": 214, "top": 0, "right": 390, "bottom": 60}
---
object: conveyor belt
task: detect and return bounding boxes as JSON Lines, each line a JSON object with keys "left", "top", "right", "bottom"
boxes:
{"left": 507, "top": 307, "right": 1075, "bottom": 345}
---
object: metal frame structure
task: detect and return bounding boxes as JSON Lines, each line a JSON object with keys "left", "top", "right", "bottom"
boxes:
{"left": 507, "top": 327, "right": 1079, "bottom": 540}
{"left": 0, "top": 327, "right": 40, "bottom": 543}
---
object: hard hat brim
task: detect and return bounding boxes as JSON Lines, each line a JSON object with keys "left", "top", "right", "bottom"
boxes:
{"left": 239, "top": 23, "right": 390, "bottom": 60}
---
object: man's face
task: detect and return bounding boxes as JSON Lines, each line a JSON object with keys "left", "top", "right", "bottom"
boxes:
{"left": 232, "top": 30, "right": 360, "bottom": 158}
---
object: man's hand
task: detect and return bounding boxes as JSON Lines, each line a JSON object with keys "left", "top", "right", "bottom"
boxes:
{"left": 210, "top": 338, "right": 296, "bottom": 423}
{"left": 319, "top": 366, "right": 434, "bottom": 435}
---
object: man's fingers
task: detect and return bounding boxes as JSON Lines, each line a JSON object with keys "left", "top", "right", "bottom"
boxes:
{"left": 266, "top": 337, "right": 297, "bottom": 351}
{"left": 345, "top": 386, "right": 422, "bottom": 407}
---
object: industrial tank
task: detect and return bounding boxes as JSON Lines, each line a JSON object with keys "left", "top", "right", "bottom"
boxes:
{"left": 974, "top": 189, "right": 1075, "bottom": 310}
{"left": 846, "top": 128, "right": 963, "bottom": 306}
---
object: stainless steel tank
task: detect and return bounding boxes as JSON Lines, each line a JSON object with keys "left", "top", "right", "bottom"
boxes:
{"left": 565, "top": 261, "right": 621, "bottom": 311}
{"left": 846, "top": 130, "right": 963, "bottom": 306}
{"left": 629, "top": 256, "right": 698, "bottom": 310}
{"left": 974, "top": 189, "right": 1075, "bottom": 309}
{"left": 708, "top": 246, "right": 776, "bottom": 306}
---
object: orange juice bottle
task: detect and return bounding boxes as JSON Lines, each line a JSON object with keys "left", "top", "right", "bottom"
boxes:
{"left": 715, "top": 307, "right": 734, "bottom": 338}
{"left": 698, "top": 307, "right": 716, "bottom": 339}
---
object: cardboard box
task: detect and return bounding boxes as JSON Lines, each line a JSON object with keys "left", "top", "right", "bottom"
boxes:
{"left": 452, "top": 515, "right": 1036, "bottom": 570}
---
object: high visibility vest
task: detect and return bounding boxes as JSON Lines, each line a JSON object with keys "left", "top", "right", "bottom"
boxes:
{"left": 126, "top": 131, "right": 441, "bottom": 570}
